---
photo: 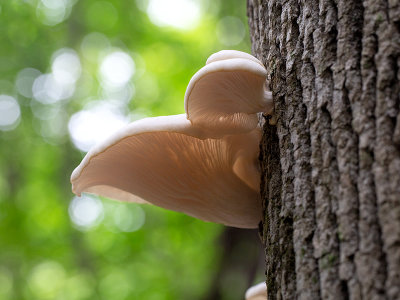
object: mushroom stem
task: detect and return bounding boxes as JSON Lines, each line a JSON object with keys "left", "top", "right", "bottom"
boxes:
{"left": 263, "top": 89, "right": 277, "bottom": 125}
{"left": 232, "top": 155, "right": 260, "bottom": 191}
{"left": 263, "top": 90, "right": 274, "bottom": 114}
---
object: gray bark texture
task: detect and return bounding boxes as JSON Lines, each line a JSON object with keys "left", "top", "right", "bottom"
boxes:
{"left": 247, "top": 0, "right": 400, "bottom": 299}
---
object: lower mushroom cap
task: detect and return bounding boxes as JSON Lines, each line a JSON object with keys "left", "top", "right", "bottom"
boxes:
{"left": 71, "top": 114, "right": 262, "bottom": 228}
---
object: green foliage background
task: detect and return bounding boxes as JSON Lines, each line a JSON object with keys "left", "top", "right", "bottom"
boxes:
{"left": 0, "top": 0, "right": 257, "bottom": 299}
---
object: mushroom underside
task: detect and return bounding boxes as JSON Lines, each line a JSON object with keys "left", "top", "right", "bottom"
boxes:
{"left": 72, "top": 129, "right": 261, "bottom": 228}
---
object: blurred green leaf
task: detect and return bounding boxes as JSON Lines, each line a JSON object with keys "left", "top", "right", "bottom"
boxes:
{"left": 0, "top": 0, "right": 253, "bottom": 299}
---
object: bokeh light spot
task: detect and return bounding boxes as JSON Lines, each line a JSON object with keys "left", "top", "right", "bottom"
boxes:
{"left": 36, "top": 0, "right": 73, "bottom": 26}
{"left": 0, "top": 95, "right": 21, "bottom": 131}
{"left": 100, "top": 51, "right": 135, "bottom": 89}
{"left": 216, "top": 16, "right": 246, "bottom": 46}
{"left": 68, "top": 101, "right": 129, "bottom": 151}
{"left": 113, "top": 204, "right": 146, "bottom": 232}
{"left": 81, "top": 32, "right": 110, "bottom": 62}
{"left": 39, "top": 110, "right": 68, "bottom": 143}
{"left": 147, "top": 0, "right": 201, "bottom": 30}
{"left": 28, "top": 261, "right": 66, "bottom": 299}
{"left": 64, "top": 273, "right": 95, "bottom": 300}
{"left": 99, "top": 271, "right": 132, "bottom": 300}
{"left": 52, "top": 49, "right": 82, "bottom": 86}
{"left": 69, "top": 195, "right": 104, "bottom": 230}
{"left": 102, "top": 83, "right": 135, "bottom": 104}
{"left": 16, "top": 68, "right": 41, "bottom": 98}
{"left": 31, "top": 101, "right": 61, "bottom": 121}
{"left": 32, "top": 74, "right": 74, "bottom": 104}
{"left": 32, "top": 48, "right": 80, "bottom": 104}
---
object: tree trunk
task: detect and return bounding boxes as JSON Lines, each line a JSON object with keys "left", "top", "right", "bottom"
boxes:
{"left": 247, "top": 0, "right": 400, "bottom": 299}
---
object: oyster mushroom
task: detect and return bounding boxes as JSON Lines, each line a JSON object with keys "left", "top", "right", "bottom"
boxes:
{"left": 71, "top": 50, "right": 273, "bottom": 228}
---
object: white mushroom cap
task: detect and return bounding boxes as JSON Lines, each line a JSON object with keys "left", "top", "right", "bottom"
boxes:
{"left": 184, "top": 57, "right": 273, "bottom": 137}
{"left": 245, "top": 282, "right": 268, "bottom": 300}
{"left": 71, "top": 114, "right": 262, "bottom": 228}
{"left": 206, "top": 50, "right": 264, "bottom": 67}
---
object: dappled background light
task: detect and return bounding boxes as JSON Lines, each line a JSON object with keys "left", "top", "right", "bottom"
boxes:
{"left": 99, "top": 51, "right": 135, "bottom": 88}
{"left": 69, "top": 195, "right": 104, "bottom": 230}
{"left": 0, "top": 0, "right": 263, "bottom": 299}
{"left": 0, "top": 95, "right": 20, "bottom": 131}
{"left": 31, "top": 48, "right": 81, "bottom": 105}
{"left": 110, "top": 203, "right": 146, "bottom": 232}
{"left": 217, "top": 16, "right": 246, "bottom": 46}
{"left": 52, "top": 49, "right": 82, "bottom": 86}
{"left": 33, "top": 73, "right": 74, "bottom": 104}
{"left": 102, "top": 82, "right": 135, "bottom": 104}
{"left": 146, "top": 0, "right": 202, "bottom": 30}
{"left": 81, "top": 32, "right": 111, "bottom": 61}
{"left": 16, "top": 68, "right": 41, "bottom": 98}
{"left": 68, "top": 101, "right": 129, "bottom": 151}
{"left": 28, "top": 261, "right": 67, "bottom": 299}
{"left": 36, "top": 0, "right": 77, "bottom": 26}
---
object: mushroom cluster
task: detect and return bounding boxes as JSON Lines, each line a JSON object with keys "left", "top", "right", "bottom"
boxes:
{"left": 71, "top": 50, "right": 273, "bottom": 229}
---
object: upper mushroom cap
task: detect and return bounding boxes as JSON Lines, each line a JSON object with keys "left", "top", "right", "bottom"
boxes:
{"left": 206, "top": 50, "right": 264, "bottom": 67}
{"left": 184, "top": 57, "right": 272, "bottom": 137}
{"left": 71, "top": 114, "right": 262, "bottom": 228}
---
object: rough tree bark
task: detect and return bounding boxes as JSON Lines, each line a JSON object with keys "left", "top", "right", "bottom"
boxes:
{"left": 247, "top": 0, "right": 400, "bottom": 299}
